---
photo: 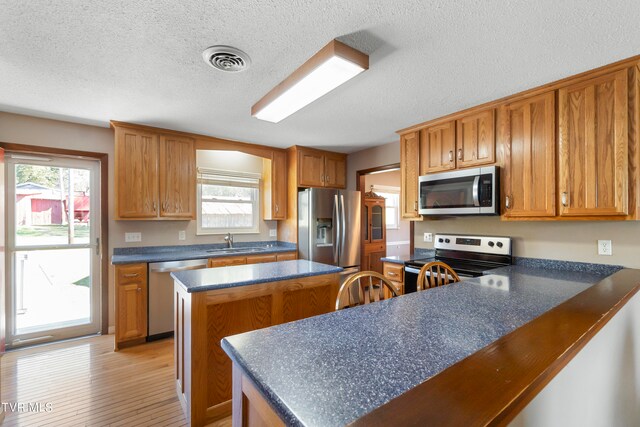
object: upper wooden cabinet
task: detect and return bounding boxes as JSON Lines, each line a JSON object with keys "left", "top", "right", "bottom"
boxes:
{"left": 296, "top": 147, "right": 346, "bottom": 189}
{"left": 419, "top": 120, "right": 456, "bottom": 174}
{"left": 262, "top": 151, "right": 287, "bottom": 220}
{"left": 558, "top": 69, "right": 629, "bottom": 217}
{"left": 400, "top": 131, "right": 421, "bottom": 220}
{"left": 456, "top": 109, "right": 496, "bottom": 168}
{"left": 159, "top": 135, "right": 196, "bottom": 218}
{"left": 115, "top": 127, "right": 159, "bottom": 218}
{"left": 114, "top": 125, "right": 196, "bottom": 220}
{"left": 502, "top": 92, "right": 556, "bottom": 218}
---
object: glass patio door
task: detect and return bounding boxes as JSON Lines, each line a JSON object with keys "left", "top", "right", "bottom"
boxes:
{"left": 6, "top": 154, "right": 101, "bottom": 348}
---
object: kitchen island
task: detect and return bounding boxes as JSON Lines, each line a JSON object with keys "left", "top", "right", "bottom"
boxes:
{"left": 171, "top": 260, "right": 342, "bottom": 426}
{"left": 222, "top": 265, "right": 640, "bottom": 426}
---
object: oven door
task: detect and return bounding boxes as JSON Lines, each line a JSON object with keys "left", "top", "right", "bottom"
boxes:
{"left": 404, "top": 265, "right": 476, "bottom": 293}
{"left": 419, "top": 166, "right": 498, "bottom": 216}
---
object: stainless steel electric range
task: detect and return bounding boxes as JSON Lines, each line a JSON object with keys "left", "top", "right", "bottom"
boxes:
{"left": 404, "top": 233, "right": 512, "bottom": 293}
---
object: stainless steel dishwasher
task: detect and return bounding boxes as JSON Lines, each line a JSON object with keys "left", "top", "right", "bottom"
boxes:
{"left": 148, "top": 259, "right": 208, "bottom": 340}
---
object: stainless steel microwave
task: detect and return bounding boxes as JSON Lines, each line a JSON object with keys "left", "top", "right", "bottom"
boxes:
{"left": 418, "top": 166, "right": 499, "bottom": 216}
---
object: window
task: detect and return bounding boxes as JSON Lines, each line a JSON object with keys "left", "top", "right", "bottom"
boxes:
{"left": 197, "top": 169, "right": 260, "bottom": 234}
{"left": 372, "top": 186, "right": 400, "bottom": 230}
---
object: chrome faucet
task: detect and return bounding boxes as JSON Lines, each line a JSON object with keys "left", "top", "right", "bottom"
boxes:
{"left": 224, "top": 232, "right": 234, "bottom": 248}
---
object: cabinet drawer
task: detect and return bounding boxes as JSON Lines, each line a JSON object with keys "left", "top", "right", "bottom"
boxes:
{"left": 365, "top": 242, "right": 385, "bottom": 253}
{"left": 383, "top": 263, "right": 404, "bottom": 283}
{"left": 116, "top": 264, "right": 147, "bottom": 285}
{"left": 276, "top": 252, "right": 297, "bottom": 261}
{"left": 208, "top": 256, "right": 247, "bottom": 268}
{"left": 247, "top": 254, "right": 277, "bottom": 264}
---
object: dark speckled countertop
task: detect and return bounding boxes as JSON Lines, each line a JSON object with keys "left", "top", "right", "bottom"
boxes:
{"left": 221, "top": 265, "right": 617, "bottom": 427}
{"left": 111, "top": 241, "right": 297, "bottom": 264}
{"left": 171, "top": 260, "right": 343, "bottom": 293}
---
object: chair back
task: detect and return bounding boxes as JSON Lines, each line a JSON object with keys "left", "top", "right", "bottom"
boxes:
{"left": 417, "top": 261, "right": 461, "bottom": 290}
{"left": 336, "top": 271, "right": 399, "bottom": 310}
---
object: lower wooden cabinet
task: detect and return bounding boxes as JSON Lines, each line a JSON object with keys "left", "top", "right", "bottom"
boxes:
{"left": 276, "top": 252, "right": 297, "bottom": 261}
{"left": 208, "top": 251, "right": 297, "bottom": 267}
{"left": 383, "top": 262, "right": 404, "bottom": 295}
{"left": 115, "top": 263, "right": 148, "bottom": 350}
{"left": 362, "top": 243, "right": 385, "bottom": 275}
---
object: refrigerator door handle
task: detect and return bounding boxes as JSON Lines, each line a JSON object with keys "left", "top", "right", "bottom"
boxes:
{"left": 340, "top": 194, "right": 346, "bottom": 261}
{"left": 333, "top": 194, "right": 340, "bottom": 264}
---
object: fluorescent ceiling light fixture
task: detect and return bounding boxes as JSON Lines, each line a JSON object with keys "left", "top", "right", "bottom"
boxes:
{"left": 252, "top": 40, "right": 369, "bottom": 123}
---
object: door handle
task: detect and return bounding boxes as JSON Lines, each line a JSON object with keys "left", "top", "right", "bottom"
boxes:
{"left": 472, "top": 176, "right": 480, "bottom": 207}
{"left": 340, "top": 194, "right": 346, "bottom": 262}
{"left": 333, "top": 195, "right": 339, "bottom": 264}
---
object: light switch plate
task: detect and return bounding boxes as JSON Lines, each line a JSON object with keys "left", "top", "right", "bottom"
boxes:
{"left": 269, "top": 229, "right": 277, "bottom": 238}
{"left": 598, "top": 240, "right": 612, "bottom": 256}
{"left": 178, "top": 230, "right": 186, "bottom": 241}
{"left": 125, "top": 232, "right": 141, "bottom": 243}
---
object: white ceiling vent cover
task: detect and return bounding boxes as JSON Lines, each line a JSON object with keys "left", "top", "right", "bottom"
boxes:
{"left": 202, "top": 46, "right": 251, "bottom": 72}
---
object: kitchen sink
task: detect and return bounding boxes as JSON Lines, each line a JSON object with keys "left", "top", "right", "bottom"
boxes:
{"left": 206, "top": 247, "right": 269, "bottom": 254}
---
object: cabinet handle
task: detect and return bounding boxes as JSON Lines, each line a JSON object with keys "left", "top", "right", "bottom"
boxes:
{"left": 326, "top": 175, "right": 330, "bottom": 183}
{"left": 448, "top": 150, "right": 454, "bottom": 162}
{"left": 561, "top": 192, "right": 568, "bottom": 207}
{"left": 414, "top": 200, "right": 418, "bottom": 212}
{"left": 123, "top": 273, "right": 139, "bottom": 278}
{"left": 387, "top": 271, "right": 397, "bottom": 277}
{"left": 275, "top": 204, "right": 279, "bottom": 213}
{"left": 136, "top": 288, "right": 141, "bottom": 292}
{"left": 505, "top": 195, "right": 511, "bottom": 209}
{"left": 153, "top": 202, "right": 157, "bottom": 212}
{"left": 457, "top": 149, "right": 463, "bottom": 160}
{"left": 320, "top": 174, "right": 325, "bottom": 183}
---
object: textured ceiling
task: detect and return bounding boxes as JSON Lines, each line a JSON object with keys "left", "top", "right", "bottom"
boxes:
{"left": 1, "top": 1, "right": 639, "bottom": 153}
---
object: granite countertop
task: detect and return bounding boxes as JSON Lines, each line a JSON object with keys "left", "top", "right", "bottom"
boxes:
{"left": 380, "top": 248, "right": 435, "bottom": 265}
{"left": 221, "top": 265, "right": 614, "bottom": 427}
{"left": 111, "top": 241, "right": 297, "bottom": 264}
{"left": 171, "top": 259, "right": 343, "bottom": 293}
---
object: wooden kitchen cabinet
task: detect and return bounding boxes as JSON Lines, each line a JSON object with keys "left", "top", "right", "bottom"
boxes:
{"left": 383, "top": 262, "right": 404, "bottom": 295}
{"left": 456, "top": 109, "right": 496, "bottom": 168}
{"left": 114, "top": 124, "right": 196, "bottom": 220}
{"left": 400, "top": 131, "right": 422, "bottom": 220}
{"left": 276, "top": 252, "right": 297, "bottom": 261}
{"left": 558, "top": 69, "right": 629, "bottom": 217}
{"left": 115, "top": 263, "right": 148, "bottom": 350}
{"left": 115, "top": 127, "right": 159, "bottom": 218}
{"left": 296, "top": 147, "right": 346, "bottom": 189}
{"left": 420, "top": 120, "right": 457, "bottom": 174}
{"left": 208, "top": 251, "right": 297, "bottom": 268}
{"left": 362, "top": 243, "right": 386, "bottom": 276}
{"left": 159, "top": 134, "right": 196, "bottom": 218}
{"left": 502, "top": 92, "right": 556, "bottom": 218}
{"left": 262, "top": 151, "right": 288, "bottom": 220}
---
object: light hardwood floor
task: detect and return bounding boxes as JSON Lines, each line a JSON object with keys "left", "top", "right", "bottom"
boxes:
{"left": 0, "top": 335, "right": 231, "bottom": 426}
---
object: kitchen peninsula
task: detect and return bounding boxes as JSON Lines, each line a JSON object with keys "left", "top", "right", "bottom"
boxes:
{"left": 171, "top": 259, "right": 342, "bottom": 426}
{"left": 222, "top": 266, "right": 640, "bottom": 426}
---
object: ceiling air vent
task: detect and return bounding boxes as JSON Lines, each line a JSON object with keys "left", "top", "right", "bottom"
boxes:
{"left": 202, "top": 45, "right": 251, "bottom": 72}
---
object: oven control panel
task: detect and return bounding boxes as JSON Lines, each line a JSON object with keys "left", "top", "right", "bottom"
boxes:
{"left": 434, "top": 234, "right": 511, "bottom": 256}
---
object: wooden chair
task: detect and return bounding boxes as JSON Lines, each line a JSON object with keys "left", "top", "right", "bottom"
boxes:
{"left": 417, "top": 261, "right": 461, "bottom": 290}
{"left": 335, "top": 271, "right": 399, "bottom": 310}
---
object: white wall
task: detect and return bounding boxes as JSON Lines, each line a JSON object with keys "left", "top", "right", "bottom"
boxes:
{"left": 510, "top": 290, "right": 640, "bottom": 426}
{"left": 0, "top": 112, "right": 277, "bottom": 328}
{"left": 346, "top": 141, "right": 400, "bottom": 191}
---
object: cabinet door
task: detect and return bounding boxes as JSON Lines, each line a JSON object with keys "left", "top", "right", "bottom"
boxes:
{"left": 276, "top": 252, "right": 297, "bottom": 261}
{"left": 400, "top": 132, "right": 422, "bottom": 219}
{"left": 503, "top": 92, "right": 556, "bottom": 218}
{"left": 115, "top": 128, "right": 158, "bottom": 218}
{"left": 420, "top": 120, "right": 456, "bottom": 174}
{"left": 558, "top": 70, "right": 628, "bottom": 216}
{"left": 297, "top": 149, "right": 325, "bottom": 187}
{"left": 159, "top": 135, "right": 196, "bottom": 219}
{"left": 324, "top": 154, "right": 346, "bottom": 188}
{"left": 456, "top": 109, "right": 496, "bottom": 168}
{"left": 370, "top": 202, "right": 385, "bottom": 242}
{"left": 262, "top": 151, "right": 288, "bottom": 220}
{"left": 116, "top": 264, "right": 147, "bottom": 344}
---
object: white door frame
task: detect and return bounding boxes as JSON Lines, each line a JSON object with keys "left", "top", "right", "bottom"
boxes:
{"left": 5, "top": 153, "right": 101, "bottom": 348}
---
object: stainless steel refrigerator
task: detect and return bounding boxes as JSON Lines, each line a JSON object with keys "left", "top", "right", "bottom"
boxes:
{"left": 298, "top": 188, "right": 361, "bottom": 276}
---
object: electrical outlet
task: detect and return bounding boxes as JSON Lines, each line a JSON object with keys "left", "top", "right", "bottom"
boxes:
{"left": 423, "top": 232, "right": 433, "bottom": 243}
{"left": 598, "top": 240, "right": 612, "bottom": 256}
{"left": 125, "top": 232, "right": 141, "bottom": 243}
{"left": 269, "top": 229, "right": 277, "bottom": 238}
{"left": 178, "top": 230, "right": 186, "bottom": 241}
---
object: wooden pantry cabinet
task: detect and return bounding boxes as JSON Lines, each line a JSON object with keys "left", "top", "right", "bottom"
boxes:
{"left": 558, "top": 69, "right": 629, "bottom": 217}
{"left": 114, "top": 124, "right": 196, "bottom": 220}
{"left": 501, "top": 92, "right": 556, "bottom": 218}
{"left": 296, "top": 147, "right": 346, "bottom": 188}
{"left": 362, "top": 192, "right": 386, "bottom": 274}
